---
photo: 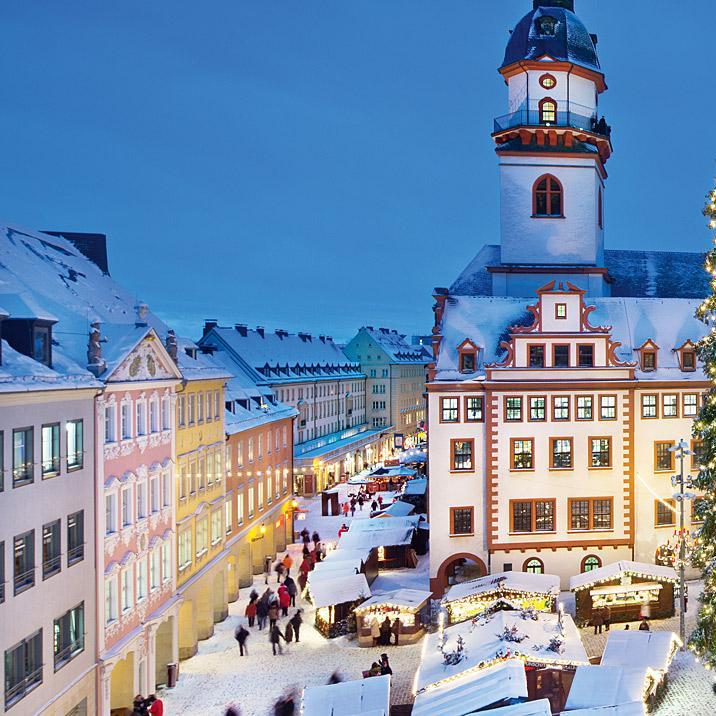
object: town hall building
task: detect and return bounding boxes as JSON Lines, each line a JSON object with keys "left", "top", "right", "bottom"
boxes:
{"left": 428, "top": 0, "right": 710, "bottom": 595}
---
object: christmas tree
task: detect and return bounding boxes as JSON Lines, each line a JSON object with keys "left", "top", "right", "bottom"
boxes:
{"left": 688, "top": 187, "right": 716, "bottom": 666}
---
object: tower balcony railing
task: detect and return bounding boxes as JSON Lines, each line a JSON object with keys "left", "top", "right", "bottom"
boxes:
{"left": 494, "top": 101, "right": 611, "bottom": 138}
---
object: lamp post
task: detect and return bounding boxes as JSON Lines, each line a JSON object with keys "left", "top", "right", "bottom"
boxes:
{"left": 291, "top": 498, "right": 298, "bottom": 544}
{"left": 670, "top": 439, "right": 695, "bottom": 650}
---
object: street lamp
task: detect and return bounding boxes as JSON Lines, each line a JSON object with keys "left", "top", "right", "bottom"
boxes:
{"left": 291, "top": 498, "right": 299, "bottom": 544}
{"left": 669, "top": 439, "right": 695, "bottom": 650}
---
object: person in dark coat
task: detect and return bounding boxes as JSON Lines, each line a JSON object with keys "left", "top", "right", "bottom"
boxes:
{"left": 268, "top": 603, "right": 280, "bottom": 630}
{"left": 290, "top": 609, "right": 303, "bottom": 643}
{"left": 270, "top": 623, "right": 285, "bottom": 655}
{"left": 256, "top": 595, "right": 269, "bottom": 630}
{"left": 592, "top": 608, "right": 604, "bottom": 635}
{"left": 284, "top": 575, "right": 298, "bottom": 607}
{"left": 391, "top": 617, "right": 402, "bottom": 646}
{"left": 224, "top": 707, "right": 241, "bottom": 716}
{"left": 274, "top": 560, "right": 285, "bottom": 583}
{"left": 357, "top": 495, "right": 364, "bottom": 511}
{"left": 639, "top": 618, "right": 650, "bottom": 631}
{"left": 371, "top": 499, "right": 378, "bottom": 512}
{"left": 133, "top": 695, "right": 148, "bottom": 716}
{"left": 273, "top": 692, "right": 296, "bottom": 716}
{"left": 312, "top": 531, "right": 320, "bottom": 548}
{"left": 234, "top": 625, "right": 249, "bottom": 656}
{"left": 380, "top": 653, "right": 392, "bottom": 676}
{"left": 380, "top": 617, "right": 392, "bottom": 646}
{"left": 603, "top": 605, "right": 611, "bottom": 632}
{"left": 377, "top": 494, "right": 383, "bottom": 508}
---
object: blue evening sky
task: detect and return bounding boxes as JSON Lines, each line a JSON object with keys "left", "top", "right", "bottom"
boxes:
{"left": 2, "top": 1, "right": 714, "bottom": 341}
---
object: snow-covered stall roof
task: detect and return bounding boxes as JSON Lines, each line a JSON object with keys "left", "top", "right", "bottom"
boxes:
{"left": 323, "top": 548, "right": 372, "bottom": 565}
{"left": 302, "top": 674, "right": 390, "bottom": 716}
{"left": 415, "top": 610, "right": 588, "bottom": 693}
{"left": 399, "top": 448, "right": 427, "bottom": 464}
{"left": 601, "top": 630, "right": 681, "bottom": 676}
{"left": 411, "top": 659, "right": 527, "bottom": 716}
{"left": 562, "top": 704, "right": 645, "bottom": 716}
{"left": 480, "top": 701, "right": 553, "bottom": 716}
{"left": 311, "top": 557, "right": 362, "bottom": 578}
{"left": 378, "top": 500, "right": 415, "bottom": 518}
{"left": 307, "top": 571, "right": 370, "bottom": 609}
{"left": 445, "top": 571, "right": 560, "bottom": 604}
{"left": 569, "top": 561, "right": 678, "bottom": 592}
{"left": 354, "top": 589, "right": 432, "bottom": 614}
{"left": 338, "top": 516, "right": 417, "bottom": 550}
{"left": 403, "top": 478, "right": 427, "bottom": 496}
{"left": 564, "top": 665, "right": 648, "bottom": 712}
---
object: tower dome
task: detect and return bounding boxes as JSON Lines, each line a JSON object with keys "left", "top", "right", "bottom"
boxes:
{"left": 502, "top": 0, "right": 600, "bottom": 74}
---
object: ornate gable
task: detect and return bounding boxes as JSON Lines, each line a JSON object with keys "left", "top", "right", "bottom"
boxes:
{"left": 108, "top": 332, "right": 182, "bottom": 383}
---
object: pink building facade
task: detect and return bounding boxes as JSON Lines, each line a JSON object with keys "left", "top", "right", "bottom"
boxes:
{"left": 96, "top": 332, "right": 182, "bottom": 714}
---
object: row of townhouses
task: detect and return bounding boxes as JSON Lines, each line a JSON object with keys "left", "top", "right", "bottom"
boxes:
{"left": 428, "top": 0, "right": 709, "bottom": 595}
{"left": 0, "top": 223, "right": 428, "bottom": 714}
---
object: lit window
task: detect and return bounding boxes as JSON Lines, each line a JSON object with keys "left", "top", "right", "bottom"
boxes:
{"left": 529, "top": 396, "right": 546, "bottom": 421}
{"left": 511, "top": 439, "right": 534, "bottom": 470}
{"left": 524, "top": 558, "right": 543, "bottom": 574}
{"left": 538, "top": 97, "right": 557, "bottom": 124}
{"left": 539, "top": 73, "right": 556, "bottom": 89}
{"left": 533, "top": 175, "right": 562, "bottom": 216}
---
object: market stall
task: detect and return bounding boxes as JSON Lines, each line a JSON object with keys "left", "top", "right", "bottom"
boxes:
{"left": 307, "top": 571, "right": 371, "bottom": 638}
{"left": 302, "top": 674, "right": 390, "bottom": 716}
{"left": 376, "top": 499, "right": 415, "bottom": 518}
{"left": 569, "top": 561, "right": 677, "bottom": 626}
{"left": 411, "top": 659, "right": 528, "bottom": 716}
{"left": 470, "top": 700, "right": 552, "bottom": 716}
{"left": 564, "top": 665, "right": 648, "bottom": 715}
{"left": 354, "top": 588, "right": 432, "bottom": 646}
{"left": 414, "top": 608, "right": 588, "bottom": 711}
{"left": 443, "top": 571, "right": 560, "bottom": 625}
{"left": 339, "top": 516, "right": 419, "bottom": 569}
{"left": 364, "top": 466, "right": 417, "bottom": 493}
{"left": 400, "top": 476, "right": 427, "bottom": 512}
{"left": 322, "top": 546, "right": 380, "bottom": 584}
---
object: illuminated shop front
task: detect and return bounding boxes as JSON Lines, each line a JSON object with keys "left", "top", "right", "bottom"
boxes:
{"left": 354, "top": 589, "right": 432, "bottom": 646}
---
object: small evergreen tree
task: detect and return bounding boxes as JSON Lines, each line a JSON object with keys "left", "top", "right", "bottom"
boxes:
{"left": 688, "top": 187, "right": 716, "bottom": 666}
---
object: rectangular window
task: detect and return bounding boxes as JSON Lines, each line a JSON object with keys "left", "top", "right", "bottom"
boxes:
{"left": 460, "top": 351, "right": 476, "bottom": 373}
{"left": 258, "top": 434, "right": 263, "bottom": 459}
{"left": 555, "top": 303, "right": 567, "bottom": 319}
{"left": 692, "top": 440, "right": 705, "bottom": 470}
{"left": 136, "top": 402, "right": 147, "bottom": 436}
{"left": 258, "top": 480, "right": 264, "bottom": 510}
{"left": 188, "top": 394, "right": 195, "bottom": 425}
{"left": 511, "top": 499, "right": 556, "bottom": 533}
{"left": 552, "top": 396, "right": 570, "bottom": 421}
{"left": 578, "top": 344, "right": 594, "bottom": 367}
{"left": 237, "top": 441, "right": 243, "bottom": 468}
{"left": 150, "top": 477, "right": 160, "bottom": 513}
{"left": 13, "top": 530, "right": 35, "bottom": 595}
{"left": 136, "top": 481, "right": 147, "bottom": 519}
{"left": 162, "top": 542, "right": 171, "bottom": 582}
{"left": 67, "top": 511, "right": 84, "bottom": 565}
{"left": 655, "top": 499, "right": 675, "bottom": 527}
{"left": 121, "top": 569, "right": 133, "bottom": 612}
{"left": 215, "top": 390, "right": 221, "bottom": 420}
{"left": 66, "top": 420, "right": 83, "bottom": 470}
{"left": 41, "top": 423, "right": 60, "bottom": 477}
{"left": 205, "top": 393, "right": 213, "bottom": 423}
{"left": 590, "top": 437, "right": 611, "bottom": 467}
{"left": 642, "top": 351, "right": 656, "bottom": 372}
{"left": 450, "top": 507, "right": 474, "bottom": 535}
{"left": 655, "top": 441, "right": 675, "bottom": 472}
{"left": 104, "top": 406, "right": 115, "bottom": 443}
{"left": 553, "top": 344, "right": 570, "bottom": 368}
{"left": 683, "top": 393, "right": 698, "bottom": 417}
{"left": 451, "top": 439, "right": 474, "bottom": 471}
{"left": 105, "top": 494, "right": 116, "bottom": 535}
{"left": 593, "top": 499, "right": 612, "bottom": 529}
{"left": 162, "top": 396, "right": 170, "bottom": 431}
{"left": 570, "top": 498, "right": 612, "bottom": 530}
{"left": 248, "top": 486, "right": 255, "bottom": 518}
{"left": 529, "top": 396, "right": 546, "bottom": 421}
{"left": 177, "top": 395, "right": 186, "bottom": 428}
{"left": 575, "top": 395, "right": 593, "bottom": 420}
{"left": 237, "top": 491, "right": 245, "bottom": 525}
{"left": 196, "top": 518, "right": 208, "bottom": 556}
{"left": 570, "top": 499, "right": 590, "bottom": 531}
{"left": 511, "top": 438, "right": 534, "bottom": 470}
{"left": 225, "top": 500, "right": 233, "bottom": 534}
{"left": 505, "top": 397, "right": 523, "bottom": 422}
{"left": 599, "top": 395, "right": 617, "bottom": 420}
{"left": 136, "top": 559, "right": 147, "bottom": 602}
{"left": 440, "top": 397, "right": 459, "bottom": 422}
{"left": 248, "top": 438, "right": 254, "bottom": 463}
{"left": 662, "top": 394, "right": 678, "bottom": 418}
{"left": 465, "top": 396, "right": 484, "bottom": 422}
{"left": 149, "top": 399, "right": 159, "bottom": 433}
{"left": 12, "top": 427, "right": 34, "bottom": 487}
{"left": 550, "top": 438, "right": 573, "bottom": 469}
{"left": 121, "top": 488, "right": 132, "bottom": 526}
{"left": 528, "top": 345, "right": 545, "bottom": 368}
{"left": 211, "top": 510, "right": 223, "bottom": 545}
{"left": 179, "top": 530, "right": 193, "bottom": 569}
{"left": 642, "top": 394, "right": 658, "bottom": 418}
{"left": 42, "top": 520, "right": 61, "bottom": 579}
{"left": 4, "top": 629, "right": 43, "bottom": 708}
{"left": 197, "top": 392, "right": 204, "bottom": 423}
{"left": 53, "top": 603, "right": 84, "bottom": 671}
{"left": 105, "top": 578, "right": 117, "bottom": 623}
{"left": 150, "top": 549, "right": 160, "bottom": 590}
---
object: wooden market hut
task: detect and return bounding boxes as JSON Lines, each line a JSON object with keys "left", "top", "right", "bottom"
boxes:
{"left": 400, "top": 476, "right": 427, "bottom": 513}
{"left": 302, "top": 675, "right": 391, "bottom": 716}
{"left": 354, "top": 588, "right": 433, "bottom": 646}
{"left": 443, "top": 571, "right": 560, "bottom": 625}
{"left": 569, "top": 561, "right": 677, "bottom": 626}
{"left": 338, "top": 516, "right": 420, "bottom": 569}
{"left": 321, "top": 546, "right": 379, "bottom": 585}
{"left": 321, "top": 487, "right": 341, "bottom": 516}
{"left": 307, "top": 570, "right": 371, "bottom": 638}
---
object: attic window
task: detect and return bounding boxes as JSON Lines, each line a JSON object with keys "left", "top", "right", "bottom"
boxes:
{"left": 33, "top": 326, "right": 51, "bottom": 366}
{"left": 537, "top": 16, "right": 556, "bottom": 36}
{"left": 555, "top": 303, "right": 567, "bottom": 319}
{"left": 642, "top": 350, "right": 657, "bottom": 372}
{"left": 682, "top": 350, "right": 696, "bottom": 371}
{"left": 457, "top": 340, "right": 478, "bottom": 374}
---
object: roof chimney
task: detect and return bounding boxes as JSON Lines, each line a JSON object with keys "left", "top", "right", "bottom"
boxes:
{"left": 256, "top": 326, "right": 265, "bottom": 338}
{"left": 165, "top": 329, "right": 178, "bottom": 364}
{"left": 235, "top": 323, "right": 248, "bottom": 337}
{"left": 135, "top": 303, "right": 149, "bottom": 328}
{"left": 275, "top": 329, "right": 288, "bottom": 339}
{"left": 203, "top": 319, "right": 218, "bottom": 337}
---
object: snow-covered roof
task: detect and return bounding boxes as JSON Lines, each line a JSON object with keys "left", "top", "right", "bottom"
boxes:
{"left": 411, "top": 659, "right": 527, "bottom": 716}
{"left": 481, "top": 701, "right": 553, "bottom": 716}
{"left": 563, "top": 704, "right": 645, "bottom": 716}
{"left": 311, "top": 558, "right": 362, "bottom": 578}
{"left": 307, "top": 571, "right": 370, "bottom": 609}
{"left": 434, "top": 293, "right": 706, "bottom": 383}
{"left": 302, "top": 675, "right": 390, "bottom": 716}
{"left": 415, "top": 610, "right": 588, "bottom": 693}
{"left": 403, "top": 478, "right": 427, "bottom": 496}
{"left": 201, "top": 324, "right": 363, "bottom": 385}
{"left": 569, "top": 561, "right": 678, "bottom": 592}
{"left": 601, "top": 630, "right": 680, "bottom": 675}
{"left": 354, "top": 589, "right": 432, "bottom": 613}
{"left": 565, "top": 665, "right": 647, "bottom": 713}
{"left": 445, "top": 571, "right": 560, "bottom": 604}
{"left": 450, "top": 245, "right": 709, "bottom": 300}
{"left": 399, "top": 448, "right": 426, "bottom": 464}
{"left": 339, "top": 516, "right": 417, "bottom": 550}
{"left": 378, "top": 500, "right": 415, "bottom": 517}
{"left": 351, "top": 326, "right": 431, "bottom": 365}
{"left": 323, "top": 548, "right": 372, "bottom": 565}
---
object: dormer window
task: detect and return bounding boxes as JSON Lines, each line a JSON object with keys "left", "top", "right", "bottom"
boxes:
{"left": 537, "top": 16, "right": 556, "bottom": 36}
{"left": 457, "top": 339, "right": 478, "bottom": 374}
{"left": 636, "top": 339, "right": 659, "bottom": 372}
{"left": 555, "top": 303, "right": 567, "bottom": 320}
{"left": 674, "top": 340, "right": 697, "bottom": 372}
{"left": 33, "top": 326, "right": 50, "bottom": 365}
{"left": 3, "top": 318, "right": 55, "bottom": 368}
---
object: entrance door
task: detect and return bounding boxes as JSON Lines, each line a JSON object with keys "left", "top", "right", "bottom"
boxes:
{"left": 304, "top": 475, "right": 314, "bottom": 495}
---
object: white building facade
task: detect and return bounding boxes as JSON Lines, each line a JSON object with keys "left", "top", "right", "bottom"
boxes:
{"left": 428, "top": 0, "right": 709, "bottom": 595}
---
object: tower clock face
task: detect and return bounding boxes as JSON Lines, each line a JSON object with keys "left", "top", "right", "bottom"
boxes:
{"left": 539, "top": 74, "right": 557, "bottom": 89}
{"left": 538, "top": 16, "right": 556, "bottom": 36}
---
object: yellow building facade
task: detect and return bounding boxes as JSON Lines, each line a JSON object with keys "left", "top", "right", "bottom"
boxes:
{"left": 174, "top": 373, "right": 232, "bottom": 659}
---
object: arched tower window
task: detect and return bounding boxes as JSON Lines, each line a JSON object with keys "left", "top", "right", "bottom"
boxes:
{"left": 538, "top": 97, "right": 557, "bottom": 124}
{"left": 523, "top": 557, "right": 544, "bottom": 574}
{"left": 533, "top": 175, "right": 563, "bottom": 217}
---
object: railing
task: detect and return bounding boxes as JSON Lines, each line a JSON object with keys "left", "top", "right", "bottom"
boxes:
{"left": 494, "top": 100, "right": 610, "bottom": 137}
{"left": 12, "top": 463, "right": 34, "bottom": 487}
{"left": 54, "top": 637, "right": 84, "bottom": 669}
{"left": 67, "top": 543, "right": 84, "bottom": 565}
{"left": 42, "top": 555, "right": 62, "bottom": 579}
{"left": 4, "top": 665, "right": 42, "bottom": 708}
{"left": 14, "top": 566, "right": 35, "bottom": 595}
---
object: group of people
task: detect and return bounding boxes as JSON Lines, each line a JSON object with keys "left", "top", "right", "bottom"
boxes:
{"left": 591, "top": 605, "right": 612, "bottom": 634}
{"left": 132, "top": 694, "right": 163, "bottom": 716}
{"left": 297, "top": 529, "right": 326, "bottom": 592}
{"left": 371, "top": 616, "right": 402, "bottom": 646}
{"left": 341, "top": 488, "right": 387, "bottom": 518}
{"left": 366, "top": 653, "right": 393, "bottom": 678}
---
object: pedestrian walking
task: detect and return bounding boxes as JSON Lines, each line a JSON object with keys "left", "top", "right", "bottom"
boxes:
{"left": 268, "top": 602, "right": 280, "bottom": 630}
{"left": 371, "top": 619, "right": 380, "bottom": 647}
{"left": 278, "top": 583, "right": 290, "bottom": 616}
{"left": 639, "top": 618, "right": 651, "bottom": 631}
{"left": 592, "top": 608, "right": 604, "bottom": 635}
{"left": 603, "top": 605, "right": 611, "bottom": 632}
{"left": 245, "top": 597, "right": 257, "bottom": 627}
{"left": 342, "top": 501, "right": 350, "bottom": 517}
{"left": 285, "top": 620, "right": 294, "bottom": 644}
{"left": 357, "top": 495, "right": 364, "bottom": 511}
{"left": 282, "top": 552, "right": 293, "bottom": 576}
{"left": 371, "top": 499, "right": 378, "bottom": 512}
{"left": 338, "top": 523, "right": 349, "bottom": 538}
{"left": 133, "top": 696, "right": 148, "bottom": 716}
{"left": 234, "top": 625, "right": 249, "bottom": 656}
{"left": 377, "top": 494, "right": 383, "bottom": 508}
{"left": 269, "top": 623, "right": 285, "bottom": 655}
{"left": 264, "top": 556, "right": 272, "bottom": 585}
{"left": 146, "top": 695, "right": 164, "bottom": 716}
{"left": 312, "top": 531, "right": 320, "bottom": 548}
{"left": 284, "top": 575, "right": 297, "bottom": 607}
{"left": 379, "top": 653, "right": 393, "bottom": 676}
{"left": 274, "top": 560, "right": 285, "bottom": 583}
{"left": 256, "top": 595, "right": 269, "bottom": 630}
{"left": 273, "top": 691, "right": 296, "bottom": 715}
{"left": 290, "top": 609, "right": 303, "bottom": 643}
{"left": 380, "top": 616, "right": 392, "bottom": 646}
{"left": 391, "top": 616, "right": 402, "bottom": 646}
